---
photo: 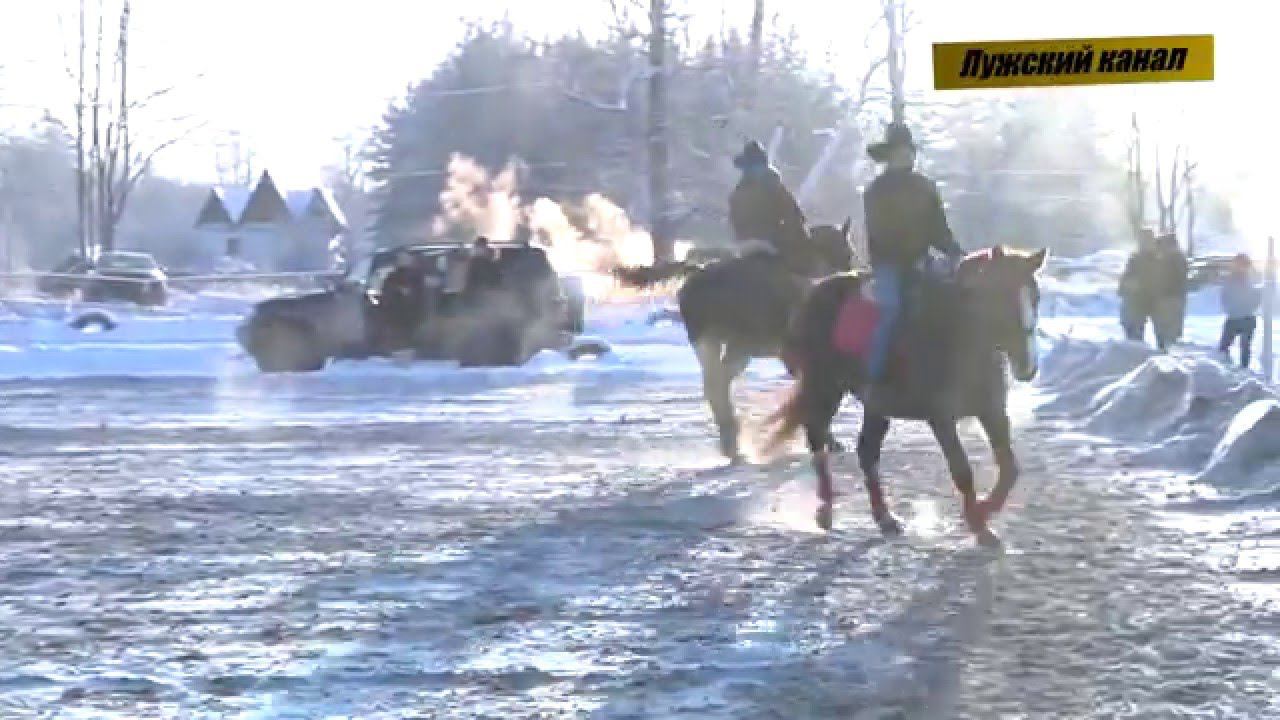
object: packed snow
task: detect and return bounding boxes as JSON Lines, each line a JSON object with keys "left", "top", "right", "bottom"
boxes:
{"left": 1, "top": 261, "right": 1278, "bottom": 717}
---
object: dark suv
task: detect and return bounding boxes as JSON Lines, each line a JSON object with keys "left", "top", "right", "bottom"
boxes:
{"left": 236, "top": 242, "right": 588, "bottom": 373}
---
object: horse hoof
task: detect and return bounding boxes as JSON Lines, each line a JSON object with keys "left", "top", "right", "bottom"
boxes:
{"left": 816, "top": 503, "right": 833, "bottom": 531}
{"left": 978, "top": 497, "right": 1004, "bottom": 519}
{"left": 976, "top": 528, "right": 1003, "bottom": 550}
{"left": 875, "top": 513, "right": 904, "bottom": 537}
{"left": 965, "top": 502, "right": 993, "bottom": 535}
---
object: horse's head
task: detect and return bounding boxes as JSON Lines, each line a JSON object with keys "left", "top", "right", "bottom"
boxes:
{"left": 957, "top": 245, "right": 1050, "bottom": 382}
{"left": 806, "top": 217, "right": 855, "bottom": 275}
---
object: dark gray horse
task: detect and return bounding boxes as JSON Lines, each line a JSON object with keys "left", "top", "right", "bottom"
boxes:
{"left": 614, "top": 221, "right": 856, "bottom": 461}
{"left": 761, "top": 245, "right": 1048, "bottom": 546}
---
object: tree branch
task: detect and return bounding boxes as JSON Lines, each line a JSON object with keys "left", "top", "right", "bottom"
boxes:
{"left": 559, "top": 55, "right": 653, "bottom": 113}
{"left": 55, "top": 10, "right": 77, "bottom": 84}
{"left": 110, "top": 120, "right": 207, "bottom": 223}
{"left": 854, "top": 55, "right": 888, "bottom": 111}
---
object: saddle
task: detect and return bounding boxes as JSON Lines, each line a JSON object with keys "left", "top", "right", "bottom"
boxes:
{"left": 831, "top": 265, "right": 958, "bottom": 391}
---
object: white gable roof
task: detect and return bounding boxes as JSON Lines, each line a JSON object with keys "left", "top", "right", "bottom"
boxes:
{"left": 199, "top": 173, "right": 348, "bottom": 230}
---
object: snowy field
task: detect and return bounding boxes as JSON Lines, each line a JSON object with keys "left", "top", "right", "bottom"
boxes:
{"left": 2, "top": 274, "right": 1279, "bottom": 717}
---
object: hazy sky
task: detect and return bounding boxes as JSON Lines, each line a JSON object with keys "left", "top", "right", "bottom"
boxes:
{"left": 0, "top": 0, "right": 1270, "bottom": 236}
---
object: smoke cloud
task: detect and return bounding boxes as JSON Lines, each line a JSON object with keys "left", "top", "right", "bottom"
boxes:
{"left": 430, "top": 153, "right": 679, "bottom": 300}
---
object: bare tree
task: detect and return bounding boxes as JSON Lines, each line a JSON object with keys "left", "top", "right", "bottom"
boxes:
{"left": 1152, "top": 142, "right": 1199, "bottom": 253}
{"left": 744, "top": 0, "right": 764, "bottom": 112}
{"left": 795, "top": 51, "right": 888, "bottom": 207}
{"left": 74, "top": 0, "right": 88, "bottom": 258}
{"left": 327, "top": 133, "right": 374, "bottom": 257}
{"left": 64, "top": 0, "right": 204, "bottom": 256}
{"left": 215, "top": 130, "right": 256, "bottom": 187}
{"left": 648, "top": 0, "right": 674, "bottom": 262}
{"left": 883, "top": 0, "right": 906, "bottom": 125}
{"left": 1182, "top": 154, "right": 1198, "bottom": 255}
{"left": 1153, "top": 144, "right": 1181, "bottom": 237}
{"left": 1125, "top": 111, "right": 1146, "bottom": 236}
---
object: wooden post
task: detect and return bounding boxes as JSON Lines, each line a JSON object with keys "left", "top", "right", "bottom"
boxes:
{"left": 1263, "top": 236, "right": 1275, "bottom": 380}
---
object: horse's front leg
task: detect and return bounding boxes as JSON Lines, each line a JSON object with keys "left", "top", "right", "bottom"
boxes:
{"left": 857, "top": 414, "right": 901, "bottom": 535}
{"left": 977, "top": 412, "right": 1018, "bottom": 523}
{"left": 927, "top": 418, "right": 999, "bottom": 547}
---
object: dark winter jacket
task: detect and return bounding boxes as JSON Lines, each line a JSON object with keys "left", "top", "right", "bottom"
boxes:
{"left": 381, "top": 265, "right": 426, "bottom": 321}
{"left": 465, "top": 255, "right": 503, "bottom": 294}
{"left": 862, "top": 167, "right": 963, "bottom": 269}
{"left": 729, "top": 164, "right": 806, "bottom": 250}
{"left": 501, "top": 245, "right": 561, "bottom": 315}
{"left": 1155, "top": 248, "right": 1189, "bottom": 299}
{"left": 1221, "top": 270, "right": 1263, "bottom": 319}
{"left": 1119, "top": 249, "right": 1157, "bottom": 302}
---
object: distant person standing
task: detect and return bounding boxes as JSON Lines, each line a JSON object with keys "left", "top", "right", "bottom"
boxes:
{"left": 380, "top": 249, "right": 427, "bottom": 351}
{"left": 1151, "top": 232, "right": 1189, "bottom": 351}
{"left": 1218, "top": 253, "right": 1262, "bottom": 370}
{"left": 464, "top": 236, "right": 503, "bottom": 303}
{"left": 1119, "top": 228, "right": 1160, "bottom": 344}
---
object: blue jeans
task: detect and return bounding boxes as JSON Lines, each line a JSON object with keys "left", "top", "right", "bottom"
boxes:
{"left": 867, "top": 265, "right": 903, "bottom": 382}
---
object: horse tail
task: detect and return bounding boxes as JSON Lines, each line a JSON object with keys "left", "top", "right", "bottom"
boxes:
{"left": 612, "top": 261, "right": 700, "bottom": 289}
{"left": 759, "top": 271, "right": 866, "bottom": 458}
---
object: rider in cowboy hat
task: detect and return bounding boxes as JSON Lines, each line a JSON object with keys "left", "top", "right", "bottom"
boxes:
{"left": 729, "top": 139, "right": 808, "bottom": 265}
{"left": 862, "top": 121, "right": 965, "bottom": 390}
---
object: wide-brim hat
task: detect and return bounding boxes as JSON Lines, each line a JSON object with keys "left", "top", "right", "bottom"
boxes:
{"left": 867, "top": 122, "right": 916, "bottom": 163}
{"left": 733, "top": 140, "right": 768, "bottom": 169}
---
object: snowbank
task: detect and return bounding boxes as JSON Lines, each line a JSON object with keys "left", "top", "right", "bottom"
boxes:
{"left": 1037, "top": 336, "right": 1280, "bottom": 507}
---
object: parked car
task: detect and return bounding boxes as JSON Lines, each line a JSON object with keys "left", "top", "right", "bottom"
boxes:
{"left": 38, "top": 254, "right": 94, "bottom": 298}
{"left": 86, "top": 252, "right": 169, "bottom": 306}
{"left": 38, "top": 251, "right": 168, "bottom": 306}
{"left": 236, "top": 242, "right": 590, "bottom": 373}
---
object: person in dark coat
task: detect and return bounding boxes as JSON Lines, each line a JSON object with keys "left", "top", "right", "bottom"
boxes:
{"left": 464, "top": 236, "right": 503, "bottom": 304}
{"left": 861, "top": 122, "right": 966, "bottom": 389}
{"left": 1218, "top": 252, "right": 1262, "bottom": 369}
{"left": 380, "top": 248, "right": 427, "bottom": 350}
{"left": 729, "top": 140, "right": 808, "bottom": 265}
{"left": 1119, "top": 227, "right": 1160, "bottom": 343}
{"left": 1150, "top": 231, "right": 1188, "bottom": 350}
{"left": 502, "top": 225, "right": 563, "bottom": 319}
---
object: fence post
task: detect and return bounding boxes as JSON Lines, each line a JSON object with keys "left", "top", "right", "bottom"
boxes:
{"left": 1264, "top": 236, "right": 1275, "bottom": 381}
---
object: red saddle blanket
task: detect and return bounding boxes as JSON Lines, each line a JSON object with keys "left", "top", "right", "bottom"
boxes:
{"left": 831, "top": 293, "right": 880, "bottom": 359}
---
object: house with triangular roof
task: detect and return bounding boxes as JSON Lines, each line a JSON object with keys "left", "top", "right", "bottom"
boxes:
{"left": 195, "top": 170, "right": 348, "bottom": 272}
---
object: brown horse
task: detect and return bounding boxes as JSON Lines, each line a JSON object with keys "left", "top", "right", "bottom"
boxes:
{"left": 614, "top": 221, "right": 856, "bottom": 461}
{"left": 761, "top": 245, "right": 1048, "bottom": 546}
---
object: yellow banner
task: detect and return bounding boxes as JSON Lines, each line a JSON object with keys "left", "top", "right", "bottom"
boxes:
{"left": 932, "top": 34, "right": 1214, "bottom": 90}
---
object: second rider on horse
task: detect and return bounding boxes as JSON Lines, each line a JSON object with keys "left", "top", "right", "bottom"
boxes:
{"left": 729, "top": 140, "right": 809, "bottom": 269}
{"left": 862, "top": 122, "right": 965, "bottom": 397}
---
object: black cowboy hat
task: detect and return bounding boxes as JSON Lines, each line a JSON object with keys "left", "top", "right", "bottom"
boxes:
{"left": 867, "top": 122, "right": 916, "bottom": 163}
{"left": 733, "top": 140, "right": 768, "bottom": 169}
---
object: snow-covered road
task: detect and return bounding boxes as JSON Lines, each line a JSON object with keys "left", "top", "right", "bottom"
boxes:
{"left": 1, "top": 297, "right": 1278, "bottom": 717}
{"left": 3, "top": 368, "right": 1277, "bottom": 718}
